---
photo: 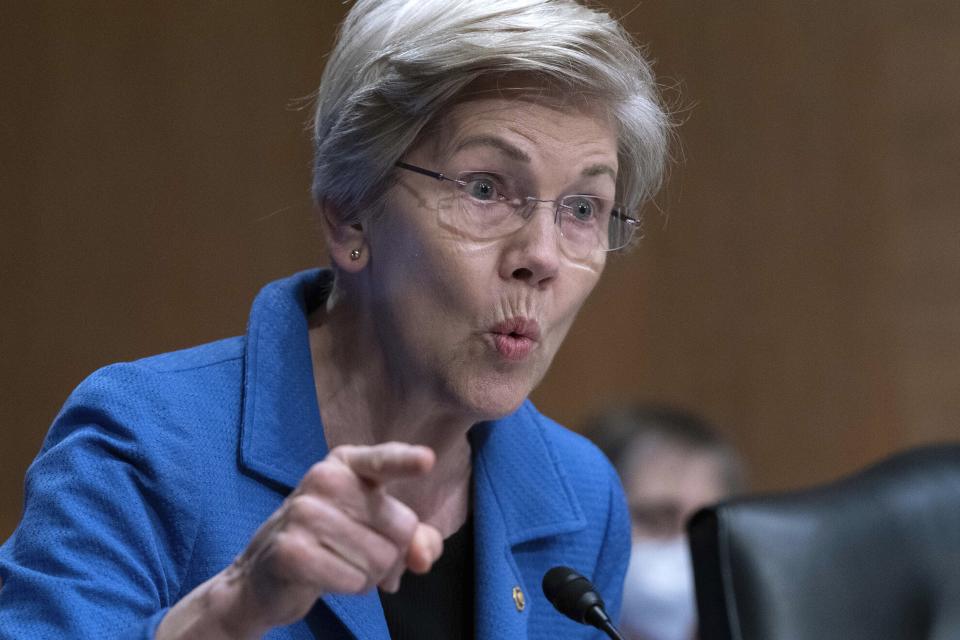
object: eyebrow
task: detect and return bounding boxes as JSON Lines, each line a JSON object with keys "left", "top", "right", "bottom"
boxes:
{"left": 581, "top": 163, "right": 617, "bottom": 181}
{"left": 453, "top": 135, "right": 617, "bottom": 181}
{"left": 454, "top": 135, "right": 530, "bottom": 163}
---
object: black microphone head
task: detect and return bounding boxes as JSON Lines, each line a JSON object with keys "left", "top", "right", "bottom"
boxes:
{"left": 542, "top": 565, "right": 607, "bottom": 625}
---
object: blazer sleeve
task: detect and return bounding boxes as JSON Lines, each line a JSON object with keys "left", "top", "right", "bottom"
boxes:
{"left": 0, "top": 363, "right": 202, "bottom": 639}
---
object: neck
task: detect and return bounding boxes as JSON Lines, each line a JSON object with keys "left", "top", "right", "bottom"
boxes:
{"left": 307, "top": 281, "right": 474, "bottom": 536}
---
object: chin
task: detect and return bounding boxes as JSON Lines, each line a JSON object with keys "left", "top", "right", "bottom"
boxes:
{"left": 450, "top": 372, "right": 537, "bottom": 423}
{"left": 474, "top": 395, "right": 527, "bottom": 422}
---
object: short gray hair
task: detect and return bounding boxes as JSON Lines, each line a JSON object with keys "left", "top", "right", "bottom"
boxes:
{"left": 312, "top": 0, "right": 671, "bottom": 225}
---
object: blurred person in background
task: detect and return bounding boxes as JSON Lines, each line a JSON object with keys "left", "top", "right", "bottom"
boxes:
{"left": 584, "top": 405, "right": 746, "bottom": 640}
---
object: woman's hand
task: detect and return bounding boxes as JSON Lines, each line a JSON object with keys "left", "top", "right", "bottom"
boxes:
{"left": 156, "top": 442, "right": 444, "bottom": 640}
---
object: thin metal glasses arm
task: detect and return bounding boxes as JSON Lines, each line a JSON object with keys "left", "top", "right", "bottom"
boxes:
{"left": 396, "top": 161, "right": 462, "bottom": 184}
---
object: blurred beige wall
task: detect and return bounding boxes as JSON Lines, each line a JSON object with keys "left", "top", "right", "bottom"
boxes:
{"left": 2, "top": 2, "right": 959, "bottom": 541}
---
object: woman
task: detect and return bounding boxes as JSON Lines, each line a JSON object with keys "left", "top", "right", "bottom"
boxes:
{"left": 0, "top": 0, "right": 669, "bottom": 638}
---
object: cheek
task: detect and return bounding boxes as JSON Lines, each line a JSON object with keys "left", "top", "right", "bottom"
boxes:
{"left": 553, "top": 259, "right": 604, "bottom": 322}
{"left": 372, "top": 227, "right": 494, "bottom": 330}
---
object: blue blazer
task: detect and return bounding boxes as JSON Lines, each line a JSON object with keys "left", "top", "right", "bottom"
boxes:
{"left": 0, "top": 270, "right": 630, "bottom": 639}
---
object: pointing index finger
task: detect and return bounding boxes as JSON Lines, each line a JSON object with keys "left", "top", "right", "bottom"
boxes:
{"left": 331, "top": 442, "right": 435, "bottom": 485}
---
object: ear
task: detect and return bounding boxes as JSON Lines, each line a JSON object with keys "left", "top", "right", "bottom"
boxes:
{"left": 318, "top": 200, "right": 368, "bottom": 273}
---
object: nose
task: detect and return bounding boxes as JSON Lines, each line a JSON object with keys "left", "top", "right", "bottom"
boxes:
{"left": 499, "top": 201, "right": 561, "bottom": 287}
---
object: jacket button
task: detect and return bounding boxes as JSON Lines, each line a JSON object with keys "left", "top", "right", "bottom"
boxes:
{"left": 512, "top": 586, "right": 525, "bottom": 612}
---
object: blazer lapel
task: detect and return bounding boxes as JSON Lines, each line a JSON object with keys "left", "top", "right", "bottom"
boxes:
{"left": 470, "top": 407, "right": 587, "bottom": 640}
{"left": 237, "top": 270, "right": 390, "bottom": 640}
{"left": 238, "top": 269, "right": 333, "bottom": 492}
{"left": 318, "top": 592, "right": 390, "bottom": 640}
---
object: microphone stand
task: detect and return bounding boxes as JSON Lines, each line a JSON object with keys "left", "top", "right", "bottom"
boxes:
{"left": 599, "top": 618, "right": 625, "bottom": 640}
{"left": 585, "top": 603, "right": 625, "bottom": 640}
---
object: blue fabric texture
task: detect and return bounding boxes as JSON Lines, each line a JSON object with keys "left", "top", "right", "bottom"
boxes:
{"left": 0, "top": 269, "right": 630, "bottom": 639}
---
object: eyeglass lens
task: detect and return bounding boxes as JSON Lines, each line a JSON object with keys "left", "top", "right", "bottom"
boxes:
{"left": 436, "top": 174, "right": 633, "bottom": 258}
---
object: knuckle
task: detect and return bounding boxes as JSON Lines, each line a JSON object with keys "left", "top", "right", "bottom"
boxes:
{"left": 369, "top": 451, "right": 386, "bottom": 474}
{"left": 352, "top": 578, "right": 374, "bottom": 595}
{"left": 327, "top": 445, "right": 356, "bottom": 463}
{"left": 369, "top": 542, "right": 401, "bottom": 577}
{"left": 379, "top": 567, "right": 403, "bottom": 594}
{"left": 304, "top": 461, "right": 339, "bottom": 490}
{"left": 390, "top": 504, "right": 419, "bottom": 541}
{"left": 285, "top": 494, "right": 318, "bottom": 523}
{"left": 333, "top": 567, "right": 370, "bottom": 594}
{"left": 271, "top": 531, "right": 309, "bottom": 574}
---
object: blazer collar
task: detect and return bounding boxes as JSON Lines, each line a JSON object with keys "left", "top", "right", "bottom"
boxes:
{"left": 238, "top": 268, "right": 333, "bottom": 492}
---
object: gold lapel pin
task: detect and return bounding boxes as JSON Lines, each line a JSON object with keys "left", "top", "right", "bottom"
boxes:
{"left": 512, "top": 586, "right": 526, "bottom": 612}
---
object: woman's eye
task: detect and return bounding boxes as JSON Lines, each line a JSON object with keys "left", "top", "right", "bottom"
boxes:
{"left": 466, "top": 178, "right": 498, "bottom": 201}
{"left": 568, "top": 197, "right": 596, "bottom": 221}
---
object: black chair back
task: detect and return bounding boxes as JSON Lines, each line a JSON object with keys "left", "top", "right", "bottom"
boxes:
{"left": 688, "top": 444, "right": 960, "bottom": 640}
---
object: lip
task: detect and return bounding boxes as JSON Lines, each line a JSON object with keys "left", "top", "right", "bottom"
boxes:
{"left": 489, "top": 317, "right": 541, "bottom": 361}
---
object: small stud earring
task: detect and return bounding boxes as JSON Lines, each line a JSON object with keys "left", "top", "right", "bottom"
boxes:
{"left": 349, "top": 248, "right": 361, "bottom": 261}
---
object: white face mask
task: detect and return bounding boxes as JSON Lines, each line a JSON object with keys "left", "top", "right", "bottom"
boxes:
{"left": 619, "top": 537, "right": 697, "bottom": 640}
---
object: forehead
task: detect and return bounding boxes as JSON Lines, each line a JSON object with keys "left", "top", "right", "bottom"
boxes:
{"left": 624, "top": 442, "right": 728, "bottom": 510}
{"left": 418, "top": 96, "right": 619, "bottom": 172}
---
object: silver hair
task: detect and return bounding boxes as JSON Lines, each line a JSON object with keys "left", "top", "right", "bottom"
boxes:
{"left": 311, "top": 0, "right": 671, "bottom": 226}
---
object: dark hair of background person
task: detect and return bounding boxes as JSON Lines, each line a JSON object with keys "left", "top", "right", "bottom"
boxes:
{"left": 583, "top": 405, "right": 746, "bottom": 497}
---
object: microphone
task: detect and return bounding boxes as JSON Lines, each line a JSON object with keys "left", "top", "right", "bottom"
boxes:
{"left": 541, "top": 566, "right": 625, "bottom": 640}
